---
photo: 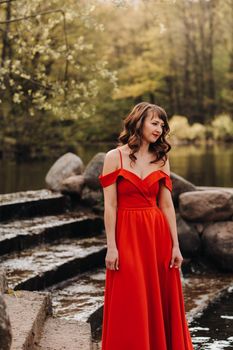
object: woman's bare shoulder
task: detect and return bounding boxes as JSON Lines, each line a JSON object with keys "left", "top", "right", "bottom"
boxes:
{"left": 105, "top": 147, "right": 121, "bottom": 159}
{"left": 160, "top": 156, "right": 171, "bottom": 176}
{"left": 102, "top": 148, "right": 121, "bottom": 173}
{"left": 106, "top": 145, "right": 127, "bottom": 157}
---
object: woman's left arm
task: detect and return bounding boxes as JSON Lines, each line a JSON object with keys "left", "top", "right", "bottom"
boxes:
{"left": 158, "top": 159, "right": 183, "bottom": 269}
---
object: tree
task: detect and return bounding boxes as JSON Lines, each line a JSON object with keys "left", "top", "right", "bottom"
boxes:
{"left": 0, "top": 0, "right": 117, "bottom": 156}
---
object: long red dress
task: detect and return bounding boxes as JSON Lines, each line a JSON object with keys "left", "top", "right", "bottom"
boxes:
{"left": 98, "top": 148, "right": 194, "bottom": 350}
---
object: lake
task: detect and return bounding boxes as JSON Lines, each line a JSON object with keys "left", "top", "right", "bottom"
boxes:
{"left": 0, "top": 142, "right": 232, "bottom": 194}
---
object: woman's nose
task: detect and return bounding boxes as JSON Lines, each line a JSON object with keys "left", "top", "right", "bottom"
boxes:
{"left": 156, "top": 125, "right": 162, "bottom": 133}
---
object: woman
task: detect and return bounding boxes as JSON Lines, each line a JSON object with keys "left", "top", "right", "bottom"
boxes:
{"left": 98, "top": 102, "right": 194, "bottom": 350}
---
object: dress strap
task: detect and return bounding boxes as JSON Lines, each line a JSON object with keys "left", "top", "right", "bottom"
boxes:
{"left": 117, "top": 148, "right": 123, "bottom": 169}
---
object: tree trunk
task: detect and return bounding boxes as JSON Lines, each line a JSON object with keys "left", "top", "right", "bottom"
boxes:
{"left": 205, "top": 0, "right": 217, "bottom": 120}
{"left": 164, "top": 11, "right": 181, "bottom": 114}
{"left": 1, "top": 0, "right": 12, "bottom": 67}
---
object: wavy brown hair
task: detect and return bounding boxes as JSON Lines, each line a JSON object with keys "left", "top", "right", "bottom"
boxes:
{"left": 117, "top": 102, "right": 171, "bottom": 166}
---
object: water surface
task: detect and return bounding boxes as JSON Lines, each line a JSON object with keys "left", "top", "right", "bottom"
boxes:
{"left": 0, "top": 143, "right": 232, "bottom": 194}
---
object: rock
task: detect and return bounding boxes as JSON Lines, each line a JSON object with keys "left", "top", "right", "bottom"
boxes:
{"left": 176, "top": 213, "right": 201, "bottom": 257}
{"left": 202, "top": 221, "right": 233, "bottom": 271}
{"left": 0, "top": 268, "right": 8, "bottom": 294}
{"left": 45, "top": 153, "right": 84, "bottom": 192}
{"left": 61, "top": 175, "right": 85, "bottom": 195}
{"left": 171, "top": 172, "right": 196, "bottom": 206}
{"left": 81, "top": 186, "right": 103, "bottom": 206}
{"left": 197, "top": 186, "right": 233, "bottom": 194}
{"left": 192, "top": 223, "right": 205, "bottom": 235}
{"left": 179, "top": 190, "right": 233, "bottom": 222}
{"left": 4, "top": 291, "right": 51, "bottom": 350}
{"left": 0, "top": 294, "right": 12, "bottom": 350}
{"left": 83, "top": 152, "right": 106, "bottom": 190}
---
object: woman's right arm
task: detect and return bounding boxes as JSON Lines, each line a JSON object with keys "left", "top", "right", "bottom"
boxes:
{"left": 101, "top": 150, "right": 119, "bottom": 271}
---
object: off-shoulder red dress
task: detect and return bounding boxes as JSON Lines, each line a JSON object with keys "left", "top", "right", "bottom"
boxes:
{"left": 98, "top": 148, "right": 194, "bottom": 350}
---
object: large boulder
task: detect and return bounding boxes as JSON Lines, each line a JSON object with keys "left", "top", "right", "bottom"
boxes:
{"left": 202, "top": 221, "right": 233, "bottom": 271}
{"left": 61, "top": 175, "right": 85, "bottom": 196}
{"left": 45, "top": 153, "right": 84, "bottom": 191}
{"left": 83, "top": 153, "right": 106, "bottom": 190}
{"left": 176, "top": 213, "right": 201, "bottom": 257}
{"left": 179, "top": 190, "right": 233, "bottom": 222}
{"left": 81, "top": 186, "right": 103, "bottom": 206}
{"left": 170, "top": 173, "right": 196, "bottom": 206}
{"left": 0, "top": 294, "right": 12, "bottom": 350}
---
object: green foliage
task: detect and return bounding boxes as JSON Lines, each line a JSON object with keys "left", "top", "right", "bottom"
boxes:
{"left": 169, "top": 114, "right": 233, "bottom": 143}
{"left": 211, "top": 114, "right": 233, "bottom": 142}
{"left": 169, "top": 116, "right": 191, "bottom": 141}
{"left": 0, "top": 0, "right": 117, "bottom": 119}
{"left": 0, "top": 0, "right": 232, "bottom": 159}
{"left": 169, "top": 116, "right": 206, "bottom": 143}
{"left": 188, "top": 123, "right": 206, "bottom": 141}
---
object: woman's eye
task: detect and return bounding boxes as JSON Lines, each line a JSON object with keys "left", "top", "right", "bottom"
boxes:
{"left": 152, "top": 122, "right": 165, "bottom": 127}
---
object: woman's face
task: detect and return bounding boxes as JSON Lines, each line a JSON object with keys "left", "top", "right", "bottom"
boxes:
{"left": 141, "top": 110, "right": 165, "bottom": 143}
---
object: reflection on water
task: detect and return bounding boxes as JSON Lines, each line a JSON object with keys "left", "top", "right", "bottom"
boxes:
{"left": 0, "top": 143, "right": 232, "bottom": 193}
{"left": 191, "top": 287, "right": 233, "bottom": 349}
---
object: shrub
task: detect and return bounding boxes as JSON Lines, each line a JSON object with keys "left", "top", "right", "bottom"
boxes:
{"left": 211, "top": 114, "right": 233, "bottom": 141}
{"left": 169, "top": 115, "right": 191, "bottom": 141}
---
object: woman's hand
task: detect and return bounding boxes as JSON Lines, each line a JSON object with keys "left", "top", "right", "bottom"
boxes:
{"left": 105, "top": 247, "right": 119, "bottom": 271}
{"left": 170, "top": 245, "right": 183, "bottom": 269}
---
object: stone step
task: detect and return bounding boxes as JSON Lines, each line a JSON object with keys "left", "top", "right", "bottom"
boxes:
{"left": 46, "top": 267, "right": 105, "bottom": 324}
{"left": 35, "top": 317, "right": 92, "bottom": 350}
{"left": 44, "top": 267, "right": 106, "bottom": 345}
{"left": 0, "top": 189, "right": 70, "bottom": 221}
{"left": 0, "top": 211, "right": 104, "bottom": 255}
{"left": 3, "top": 290, "right": 51, "bottom": 350}
{"left": 0, "top": 235, "right": 107, "bottom": 291}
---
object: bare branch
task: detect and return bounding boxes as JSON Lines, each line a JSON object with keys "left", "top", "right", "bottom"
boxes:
{"left": 5, "top": 71, "right": 54, "bottom": 91}
{"left": 0, "top": 8, "right": 64, "bottom": 24}
{"left": 0, "top": 0, "right": 18, "bottom": 4}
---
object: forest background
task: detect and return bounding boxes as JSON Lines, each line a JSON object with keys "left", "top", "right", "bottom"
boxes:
{"left": 0, "top": 0, "right": 232, "bottom": 159}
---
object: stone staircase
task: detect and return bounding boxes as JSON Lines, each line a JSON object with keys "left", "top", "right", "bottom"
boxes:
{"left": 0, "top": 189, "right": 105, "bottom": 350}
{"left": 1, "top": 188, "right": 233, "bottom": 349}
